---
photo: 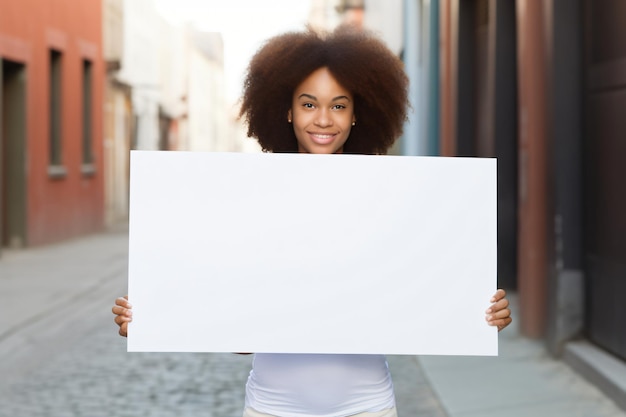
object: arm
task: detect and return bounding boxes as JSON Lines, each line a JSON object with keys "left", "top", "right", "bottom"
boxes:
{"left": 485, "top": 289, "right": 512, "bottom": 332}
{"left": 112, "top": 295, "right": 132, "bottom": 337}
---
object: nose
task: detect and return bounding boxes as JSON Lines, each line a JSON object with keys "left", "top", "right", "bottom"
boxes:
{"left": 314, "top": 108, "right": 333, "bottom": 127}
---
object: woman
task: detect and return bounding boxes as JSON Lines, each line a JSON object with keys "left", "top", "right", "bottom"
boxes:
{"left": 113, "top": 25, "right": 512, "bottom": 417}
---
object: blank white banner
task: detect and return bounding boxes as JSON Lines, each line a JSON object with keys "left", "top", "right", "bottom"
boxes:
{"left": 127, "top": 151, "right": 497, "bottom": 356}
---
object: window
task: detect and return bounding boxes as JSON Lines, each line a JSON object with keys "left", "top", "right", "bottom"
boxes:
{"left": 49, "top": 49, "right": 65, "bottom": 177}
{"left": 82, "top": 59, "right": 95, "bottom": 172}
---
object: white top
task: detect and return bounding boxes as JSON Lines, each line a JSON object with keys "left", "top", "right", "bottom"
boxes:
{"left": 244, "top": 353, "right": 395, "bottom": 417}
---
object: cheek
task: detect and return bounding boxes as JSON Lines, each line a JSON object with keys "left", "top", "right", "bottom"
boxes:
{"left": 292, "top": 116, "right": 304, "bottom": 131}
{"left": 292, "top": 113, "right": 312, "bottom": 133}
{"left": 343, "top": 117, "right": 355, "bottom": 135}
{"left": 291, "top": 119, "right": 308, "bottom": 143}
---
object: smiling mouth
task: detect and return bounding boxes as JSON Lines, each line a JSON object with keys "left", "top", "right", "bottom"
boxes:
{"left": 309, "top": 133, "right": 337, "bottom": 145}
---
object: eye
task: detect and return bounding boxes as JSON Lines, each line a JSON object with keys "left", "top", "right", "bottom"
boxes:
{"left": 302, "top": 103, "right": 315, "bottom": 109}
{"left": 332, "top": 104, "right": 346, "bottom": 110}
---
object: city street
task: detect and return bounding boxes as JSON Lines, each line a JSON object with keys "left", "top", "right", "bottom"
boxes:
{"left": 0, "top": 226, "right": 624, "bottom": 417}
{"left": 0, "top": 226, "right": 446, "bottom": 417}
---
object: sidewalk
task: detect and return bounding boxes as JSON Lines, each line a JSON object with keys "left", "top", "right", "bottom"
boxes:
{"left": 417, "top": 298, "right": 626, "bottom": 417}
{"left": 0, "top": 225, "right": 130, "bottom": 380}
{"left": 0, "top": 228, "right": 625, "bottom": 417}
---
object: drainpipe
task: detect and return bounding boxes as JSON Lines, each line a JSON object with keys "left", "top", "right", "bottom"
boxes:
{"left": 516, "top": 0, "right": 549, "bottom": 338}
{"left": 439, "top": 0, "right": 456, "bottom": 156}
{"left": 428, "top": 0, "right": 440, "bottom": 156}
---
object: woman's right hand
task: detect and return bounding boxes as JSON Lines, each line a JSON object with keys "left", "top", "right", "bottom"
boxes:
{"left": 112, "top": 295, "right": 132, "bottom": 337}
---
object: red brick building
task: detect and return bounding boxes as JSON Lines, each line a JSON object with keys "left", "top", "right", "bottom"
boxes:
{"left": 0, "top": 0, "right": 104, "bottom": 249}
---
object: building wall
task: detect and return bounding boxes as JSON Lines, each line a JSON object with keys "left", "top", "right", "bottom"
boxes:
{"left": 187, "top": 40, "right": 217, "bottom": 152}
{"left": 581, "top": 0, "right": 626, "bottom": 363}
{"left": 0, "top": 0, "right": 105, "bottom": 246}
{"left": 157, "top": 17, "right": 187, "bottom": 132}
{"left": 437, "top": 1, "right": 626, "bottom": 408}
{"left": 103, "top": 83, "right": 131, "bottom": 226}
{"left": 308, "top": 0, "right": 343, "bottom": 31}
{"left": 117, "top": 0, "right": 161, "bottom": 151}
{"left": 187, "top": 32, "right": 229, "bottom": 152}
{"left": 103, "top": 0, "right": 132, "bottom": 227}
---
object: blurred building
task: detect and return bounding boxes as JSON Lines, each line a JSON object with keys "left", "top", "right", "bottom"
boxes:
{"left": 0, "top": 0, "right": 105, "bottom": 249}
{"left": 309, "top": 0, "right": 366, "bottom": 31}
{"left": 363, "top": 0, "right": 438, "bottom": 158}
{"left": 103, "top": 0, "right": 231, "bottom": 227}
{"left": 309, "top": 0, "right": 343, "bottom": 31}
{"left": 436, "top": 0, "right": 626, "bottom": 410}
{"left": 156, "top": 16, "right": 186, "bottom": 152}
{"left": 103, "top": 0, "right": 133, "bottom": 227}
{"left": 184, "top": 30, "right": 230, "bottom": 152}
{"left": 116, "top": 0, "right": 162, "bottom": 152}
{"left": 104, "top": 0, "right": 163, "bottom": 228}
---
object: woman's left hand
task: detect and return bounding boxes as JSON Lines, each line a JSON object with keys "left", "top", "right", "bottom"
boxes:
{"left": 486, "top": 289, "right": 512, "bottom": 332}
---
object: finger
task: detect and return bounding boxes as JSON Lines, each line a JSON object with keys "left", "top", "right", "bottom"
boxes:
{"left": 115, "top": 296, "right": 132, "bottom": 309}
{"left": 490, "top": 289, "right": 506, "bottom": 303}
{"left": 486, "top": 310, "right": 512, "bottom": 325}
{"left": 486, "top": 308, "right": 511, "bottom": 321}
{"left": 485, "top": 299, "right": 509, "bottom": 315}
{"left": 119, "top": 322, "right": 128, "bottom": 337}
{"left": 111, "top": 305, "right": 133, "bottom": 318}
{"left": 486, "top": 298, "right": 509, "bottom": 313}
{"left": 489, "top": 317, "right": 513, "bottom": 331}
{"left": 486, "top": 315, "right": 512, "bottom": 326}
{"left": 114, "top": 314, "right": 132, "bottom": 326}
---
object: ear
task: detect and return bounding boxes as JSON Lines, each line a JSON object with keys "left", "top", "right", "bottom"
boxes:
{"left": 287, "top": 109, "right": 292, "bottom": 123}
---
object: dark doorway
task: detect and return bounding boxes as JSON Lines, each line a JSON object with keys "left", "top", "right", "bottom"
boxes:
{"left": 583, "top": 0, "right": 626, "bottom": 360}
{"left": 455, "top": 0, "right": 519, "bottom": 289}
{"left": 1, "top": 59, "right": 28, "bottom": 251}
{"left": 490, "top": 0, "right": 518, "bottom": 291}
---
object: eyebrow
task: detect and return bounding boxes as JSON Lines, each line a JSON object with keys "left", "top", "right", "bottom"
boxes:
{"left": 297, "top": 93, "right": 351, "bottom": 102}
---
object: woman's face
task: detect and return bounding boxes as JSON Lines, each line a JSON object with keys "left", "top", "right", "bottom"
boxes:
{"left": 288, "top": 67, "right": 356, "bottom": 154}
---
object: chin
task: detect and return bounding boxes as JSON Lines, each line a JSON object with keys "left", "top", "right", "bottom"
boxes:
{"left": 304, "top": 143, "right": 346, "bottom": 155}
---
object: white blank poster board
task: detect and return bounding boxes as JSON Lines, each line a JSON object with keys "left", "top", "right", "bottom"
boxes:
{"left": 127, "top": 151, "right": 497, "bottom": 356}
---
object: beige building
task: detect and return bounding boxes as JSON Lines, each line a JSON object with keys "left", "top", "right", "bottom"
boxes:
{"left": 103, "top": 0, "right": 132, "bottom": 227}
{"left": 103, "top": 0, "right": 235, "bottom": 226}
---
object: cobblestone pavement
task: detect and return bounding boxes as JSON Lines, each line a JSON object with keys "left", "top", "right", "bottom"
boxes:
{"left": 0, "top": 326, "right": 446, "bottom": 417}
{"left": 0, "top": 228, "right": 447, "bottom": 417}
{"left": 0, "top": 327, "right": 253, "bottom": 417}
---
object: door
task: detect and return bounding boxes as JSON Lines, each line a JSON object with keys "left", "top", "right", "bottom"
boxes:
{"left": 1, "top": 59, "right": 27, "bottom": 250}
{"left": 454, "top": 0, "right": 519, "bottom": 289}
{"left": 583, "top": 0, "right": 626, "bottom": 360}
